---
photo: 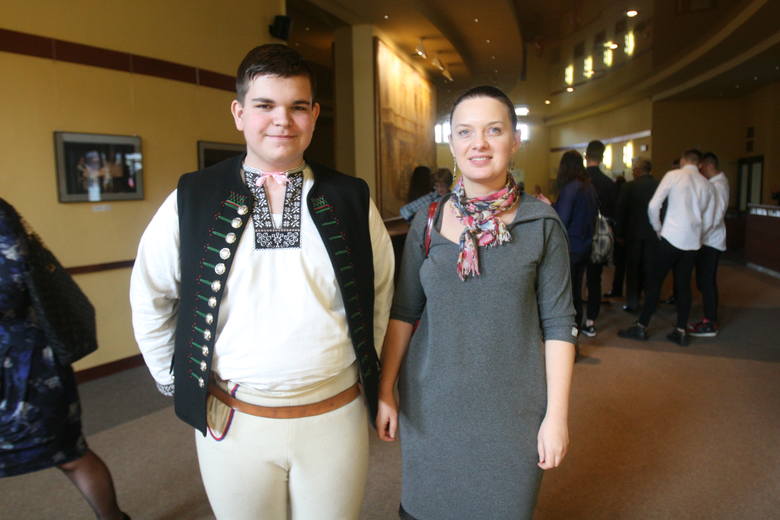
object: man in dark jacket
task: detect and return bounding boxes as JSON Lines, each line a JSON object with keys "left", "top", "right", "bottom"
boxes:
{"left": 614, "top": 158, "right": 658, "bottom": 312}
{"left": 581, "top": 140, "right": 618, "bottom": 336}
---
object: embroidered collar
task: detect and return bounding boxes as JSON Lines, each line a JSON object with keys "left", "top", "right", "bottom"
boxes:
{"left": 243, "top": 164, "right": 306, "bottom": 250}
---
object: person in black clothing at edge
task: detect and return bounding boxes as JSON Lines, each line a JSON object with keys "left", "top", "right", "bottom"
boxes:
{"left": 605, "top": 175, "right": 627, "bottom": 299}
{"left": 581, "top": 140, "right": 618, "bottom": 337}
{"left": 614, "top": 158, "right": 659, "bottom": 313}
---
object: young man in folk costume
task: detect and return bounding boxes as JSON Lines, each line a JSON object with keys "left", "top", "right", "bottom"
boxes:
{"left": 130, "top": 44, "right": 394, "bottom": 519}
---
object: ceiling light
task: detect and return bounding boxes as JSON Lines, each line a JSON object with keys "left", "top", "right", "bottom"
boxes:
{"left": 491, "top": 55, "right": 496, "bottom": 60}
{"left": 514, "top": 105, "right": 530, "bottom": 116}
{"left": 626, "top": 9, "right": 638, "bottom": 18}
{"left": 544, "top": 99, "right": 551, "bottom": 105}
{"left": 566, "top": 86, "right": 574, "bottom": 92}
{"left": 754, "top": 76, "right": 758, "bottom": 80}
{"left": 415, "top": 38, "right": 427, "bottom": 59}
{"left": 486, "top": 39, "right": 491, "bottom": 44}
{"left": 383, "top": 14, "right": 389, "bottom": 20}
{"left": 474, "top": 18, "right": 479, "bottom": 23}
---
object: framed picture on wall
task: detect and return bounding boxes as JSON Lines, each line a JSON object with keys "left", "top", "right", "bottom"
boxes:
{"left": 197, "top": 141, "right": 245, "bottom": 170}
{"left": 54, "top": 132, "right": 144, "bottom": 203}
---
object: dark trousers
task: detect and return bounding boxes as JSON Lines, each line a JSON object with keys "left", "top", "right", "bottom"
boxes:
{"left": 610, "top": 241, "right": 626, "bottom": 295}
{"left": 585, "top": 260, "right": 603, "bottom": 322}
{"left": 695, "top": 245, "right": 721, "bottom": 322}
{"left": 639, "top": 238, "right": 697, "bottom": 329}
{"left": 625, "top": 236, "right": 659, "bottom": 309}
{"left": 570, "top": 249, "right": 591, "bottom": 327}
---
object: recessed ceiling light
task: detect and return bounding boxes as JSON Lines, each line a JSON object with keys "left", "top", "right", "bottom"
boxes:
{"left": 754, "top": 76, "right": 759, "bottom": 80}
{"left": 474, "top": 18, "right": 479, "bottom": 23}
{"left": 486, "top": 39, "right": 491, "bottom": 44}
{"left": 566, "top": 86, "right": 574, "bottom": 92}
{"left": 493, "top": 69, "right": 498, "bottom": 73}
{"left": 305, "top": 26, "right": 310, "bottom": 31}
{"left": 626, "top": 9, "right": 638, "bottom": 17}
{"left": 383, "top": 14, "right": 389, "bottom": 20}
{"left": 544, "top": 99, "right": 551, "bottom": 105}
{"left": 491, "top": 55, "right": 496, "bottom": 60}
{"left": 735, "top": 84, "right": 740, "bottom": 88}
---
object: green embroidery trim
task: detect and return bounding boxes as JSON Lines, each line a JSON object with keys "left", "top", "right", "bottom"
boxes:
{"left": 199, "top": 279, "right": 213, "bottom": 286}
{"left": 195, "top": 311, "right": 208, "bottom": 319}
{"left": 212, "top": 231, "right": 227, "bottom": 238}
{"left": 217, "top": 216, "right": 232, "bottom": 224}
{"left": 339, "top": 265, "right": 353, "bottom": 271}
{"left": 194, "top": 326, "right": 206, "bottom": 334}
{"left": 335, "top": 250, "right": 348, "bottom": 256}
{"left": 322, "top": 220, "right": 337, "bottom": 226}
{"left": 197, "top": 295, "right": 210, "bottom": 302}
{"left": 344, "top": 280, "right": 356, "bottom": 287}
{"left": 203, "top": 261, "right": 215, "bottom": 269}
{"left": 193, "top": 342, "right": 204, "bottom": 349}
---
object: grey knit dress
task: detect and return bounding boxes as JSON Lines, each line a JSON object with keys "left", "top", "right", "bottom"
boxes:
{"left": 390, "top": 193, "right": 577, "bottom": 520}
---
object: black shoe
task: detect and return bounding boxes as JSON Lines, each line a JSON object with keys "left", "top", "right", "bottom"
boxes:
{"left": 661, "top": 296, "right": 676, "bottom": 305}
{"left": 604, "top": 291, "right": 622, "bottom": 298}
{"left": 618, "top": 323, "right": 648, "bottom": 341}
{"left": 666, "top": 328, "right": 689, "bottom": 346}
{"left": 622, "top": 305, "right": 638, "bottom": 314}
{"left": 581, "top": 324, "right": 597, "bottom": 337}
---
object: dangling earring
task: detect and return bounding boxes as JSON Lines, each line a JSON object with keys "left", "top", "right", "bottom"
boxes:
{"left": 452, "top": 156, "right": 458, "bottom": 175}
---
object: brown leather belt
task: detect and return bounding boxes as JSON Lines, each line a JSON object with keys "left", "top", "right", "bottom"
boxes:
{"left": 208, "top": 381, "right": 361, "bottom": 419}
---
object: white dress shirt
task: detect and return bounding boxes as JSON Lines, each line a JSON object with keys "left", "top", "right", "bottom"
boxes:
{"left": 702, "top": 172, "right": 729, "bottom": 251}
{"left": 647, "top": 164, "right": 717, "bottom": 251}
{"left": 130, "top": 166, "right": 394, "bottom": 392}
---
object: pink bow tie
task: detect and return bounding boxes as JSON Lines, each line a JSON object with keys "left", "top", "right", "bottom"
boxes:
{"left": 255, "top": 171, "right": 289, "bottom": 187}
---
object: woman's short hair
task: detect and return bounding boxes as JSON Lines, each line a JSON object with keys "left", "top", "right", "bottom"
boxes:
{"left": 431, "top": 168, "right": 453, "bottom": 187}
{"left": 449, "top": 85, "right": 518, "bottom": 131}
{"left": 235, "top": 44, "right": 316, "bottom": 104}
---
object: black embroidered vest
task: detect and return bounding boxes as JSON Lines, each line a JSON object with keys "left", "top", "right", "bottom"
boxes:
{"left": 174, "top": 154, "right": 379, "bottom": 434}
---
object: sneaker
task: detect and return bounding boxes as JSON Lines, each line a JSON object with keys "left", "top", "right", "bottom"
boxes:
{"left": 581, "top": 324, "right": 597, "bottom": 337}
{"left": 618, "top": 322, "right": 648, "bottom": 341}
{"left": 688, "top": 319, "right": 719, "bottom": 337}
{"left": 667, "top": 328, "right": 689, "bottom": 346}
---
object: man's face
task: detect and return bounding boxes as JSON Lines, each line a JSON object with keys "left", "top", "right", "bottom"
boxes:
{"left": 231, "top": 74, "right": 319, "bottom": 171}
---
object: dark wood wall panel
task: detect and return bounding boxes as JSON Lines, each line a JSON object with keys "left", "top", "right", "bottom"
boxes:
{"left": 0, "top": 27, "right": 233, "bottom": 91}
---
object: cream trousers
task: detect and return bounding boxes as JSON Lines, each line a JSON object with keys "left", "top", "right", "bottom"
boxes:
{"left": 194, "top": 364, "right": 369, "bottom": 520}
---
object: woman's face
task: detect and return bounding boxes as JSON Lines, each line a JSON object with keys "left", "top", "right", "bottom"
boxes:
{"left": 449, "top": 96, "right": 519, "bottom": 189}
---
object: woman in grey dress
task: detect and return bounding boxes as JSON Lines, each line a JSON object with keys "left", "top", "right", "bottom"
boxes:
{"left": 376, "top": 86, "right": 577, "bottom": 519}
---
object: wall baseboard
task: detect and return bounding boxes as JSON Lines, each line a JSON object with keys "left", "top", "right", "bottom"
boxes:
{"left": 75, "top": 354, "right": 145, "bottom": 384}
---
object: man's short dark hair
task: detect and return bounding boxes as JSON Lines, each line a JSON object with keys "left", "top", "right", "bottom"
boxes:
{"left": 235, "top": 44, "right": 316, "bottom": 103}
{"left": 586, "top": 140, "right": 605, "bottom": 162}
{"left": 682, "top": 149, "right": 702, "bottom": 164}
{"left": 635, "top": 158, "right": 652, "bottom": 175}
{"left": 701, "top": 152, "right": 719, "bottom": 169}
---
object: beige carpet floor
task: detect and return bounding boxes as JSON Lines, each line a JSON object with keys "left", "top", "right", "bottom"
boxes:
{"left": 2, "top": 263, "right": 779, "bottom": 519}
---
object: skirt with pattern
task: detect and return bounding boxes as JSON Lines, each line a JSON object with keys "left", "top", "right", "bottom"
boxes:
{"left": 0, "top": 319, "right": 87, "bottom": 477}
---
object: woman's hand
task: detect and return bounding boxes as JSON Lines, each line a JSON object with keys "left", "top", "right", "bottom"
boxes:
{"left": 537, "top": 414, "right": 569, "bottom": 469}
{"left": 376, "top": 390, "right": 399, "bottom": 442}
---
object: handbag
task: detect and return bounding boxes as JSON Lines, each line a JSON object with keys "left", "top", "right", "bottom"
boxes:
{"left": 22, "top": 228, "right": 98, "bottom": 365}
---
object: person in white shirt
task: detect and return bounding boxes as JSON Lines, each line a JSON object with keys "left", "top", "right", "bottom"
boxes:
{"left": 129, "top": 44, "right": 394, "bottom": 520}
{"left": 689, "top": 152, "right": 729, "bottom": 337}
{"left": 619, "top": 149, "right": 717, "bottom": 346}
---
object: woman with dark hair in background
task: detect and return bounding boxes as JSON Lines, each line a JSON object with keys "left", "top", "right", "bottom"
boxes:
{"left": 0, "top": 198, "right": 129, "bottom": 520}
{"left": 399, "top": 167, "right": 454, "bottom": 221}
{"left": 553, "top": 150, "right": 598, "bottom": 340}
{"left": 377, "top": 86, "right": 576, "bottom": 519}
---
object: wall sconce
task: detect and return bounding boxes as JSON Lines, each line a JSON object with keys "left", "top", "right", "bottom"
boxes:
{"left": 603, "top": 48, "right": 614, "bottom": 67}
{"left": 604, "top": 144, "right": 613, "bottom": 170}
{"left": 622, "top": 141, "right": 634, "bottom": 169}
{"left": 564, "top": 64, "right": 574, "bottom": 85}
{"left": 583, "top": 56, "right": 594, "bottom": 78}
{"left": 624, "top": 31, "right": 636, "bottom": 56}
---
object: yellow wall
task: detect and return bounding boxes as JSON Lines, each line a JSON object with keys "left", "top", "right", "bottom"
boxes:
{"left": 0, "top": 0, "right": 284, "bottom": 370}
{"left": 652, "top": 81, "right": 780, "bottom": 207}
{"left": 546, "top": 99, "right": 652, "bottom": 193}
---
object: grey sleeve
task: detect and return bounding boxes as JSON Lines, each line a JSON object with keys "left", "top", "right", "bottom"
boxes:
{"left": 537, "top": 217, "right": 578, "bottom": 343}
{"left": 389, "top": 209, "right": 428, "bottom": 323}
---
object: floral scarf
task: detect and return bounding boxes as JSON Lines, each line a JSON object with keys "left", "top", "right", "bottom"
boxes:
{"left": 450, "top": 175, "right": 519, "bottom": 280}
